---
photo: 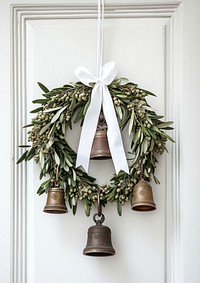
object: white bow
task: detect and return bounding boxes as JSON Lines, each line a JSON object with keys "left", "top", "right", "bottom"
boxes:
{"left": 75, "top": 61, "right": 129, "bottom": 174}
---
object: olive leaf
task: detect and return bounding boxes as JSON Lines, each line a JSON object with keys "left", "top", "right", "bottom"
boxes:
{"left": 72, "top": 169, "right": 76, "bottom": 182}
{"left": 149, "top": 138, "right": 155, "bottom": 151}
{"left": 157, "top": 121, "right": 173, "bottom": 129}
{"left": 74, "top": 107, "right": 84, "bottom": 123}
{"left": 117, "top": 202, "right": 122, "bottom": 216}
{"left": 18, "top": 145, "right": 31, "bottom": 148}
{"left": 37, "top": 82, "right": 49, "bottom": 93}
{"left": 141, "top": 138, "right": 149, "bottom": 155}
{"left": 72, "top": 203, "right": 78, "bottom": 215}
{"left": 43, "top": 106, "right": 62, "bottom": 113}
{"left": 37, "top": 179, "right": 51, "bottom": 195}
{"left": 83, "top": 96, "right": 91, "bottom": 115}
{"left": 46, "top": 138, "right": 54, "bottom": 148}
{"left": 30, "top": 107, "right": 43, "bottom": 113}
{"left": 23, "top": 124, "right": 33, "bottom": 128}
{"left": 26, "top": 147, "right": 36, "bottom": 161}
{"left": 17, "top": 150, "right": 29, "bottom": 164}
{"left": 116, "top": 106, "right": 123, "bottom": 120}
{"left": 39, "top": 150, "right": 44, "bottom": 168}
{"left": 51, "top": 105, "right": 68, "bottom": 124}
{"left": 128, "top": 109, "right": 135, "bottom": 136}
{"left": 39, "top": 122, "right": 51, "bottom": 135}
{"left": 54, "top": 151, "right": 60, "bottom": 165}
{"left": 32, "top": 99, "right": 49, "bottom": 104}
{"left": 48, "top": 123, "right": 56, "bottom": 138}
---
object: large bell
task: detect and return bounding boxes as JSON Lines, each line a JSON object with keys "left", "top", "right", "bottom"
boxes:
{"left": 43, "top": 186, "right": 68, "bottom": 214}
{"left": 90, "top": 111, "right": 111, "bottom": 160}
{"left": 131, "top": 180, "right": 156, "bottom": 211}
{"left": 83, "top": 213, "right": 115, "bottom": 257}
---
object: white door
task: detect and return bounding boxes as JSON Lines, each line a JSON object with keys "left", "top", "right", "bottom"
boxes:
{"left": 1, "top": 1, "right": 200, "bottom": 283}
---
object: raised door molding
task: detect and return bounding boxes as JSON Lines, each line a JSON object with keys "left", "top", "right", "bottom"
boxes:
{"left": 11, "top": 3, "right": 182, "bottom": 283}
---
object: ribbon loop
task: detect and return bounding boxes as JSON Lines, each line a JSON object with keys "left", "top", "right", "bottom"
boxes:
{"left": 74, "top": 67, "right": 96, "bottom": 86}
{"left": 75, "top": 62, "right": 129, "bottom": 174}
{"left": 101, "top": 61, "right": 117, "bottom": 85}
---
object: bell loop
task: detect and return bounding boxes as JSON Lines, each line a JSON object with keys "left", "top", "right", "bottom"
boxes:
{"left": 93, "top": 190, "right": 104, "bottom": 224}
{"left": 93, "top": 213, "right": 105, "bottom": 225}
{"left": 97, "top": 190, "right": 102, "bottom": 216}
{"left": 140, "top": 162, "right": 144, "bottom": 180}
{"left": 55, "top": 165, "right": 60, "bottom": 186}
{"left": 97, "top": 110, "right": 107, "bottom": 131}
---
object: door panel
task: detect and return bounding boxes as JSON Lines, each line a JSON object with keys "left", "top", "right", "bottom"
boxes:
{"left": 13, "top": 5, "right": 179, "bottom": 283}
{"left": 3, "top": 1, "right": 200, "bottom": 283}
{"left": 27, "top": 17, "right": 166, "bottom": 283}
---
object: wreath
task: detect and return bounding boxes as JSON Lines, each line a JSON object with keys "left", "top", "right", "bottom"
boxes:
{"left": 18, "top": 78, "right": 174, "bottom": 216}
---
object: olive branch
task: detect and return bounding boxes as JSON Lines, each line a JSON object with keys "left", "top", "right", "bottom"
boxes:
{"left": 18, "top": 78, "right": 174, "bottom": 216}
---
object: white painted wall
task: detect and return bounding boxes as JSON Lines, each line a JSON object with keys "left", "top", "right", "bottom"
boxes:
{"left": 0, "top": 1, "right": 200, "bottom": 283}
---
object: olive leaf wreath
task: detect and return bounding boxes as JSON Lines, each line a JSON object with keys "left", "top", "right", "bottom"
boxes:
{"left": 17, "top": 78, "right": 174, "bottom": 216}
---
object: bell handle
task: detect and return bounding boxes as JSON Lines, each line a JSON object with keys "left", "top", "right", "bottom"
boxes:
{"left": 93, "top": 213, "right": 105, "bottom": 225}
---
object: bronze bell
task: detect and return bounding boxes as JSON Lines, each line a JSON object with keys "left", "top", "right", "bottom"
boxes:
{"left": 131, "top": 180, "right": 156, "bottom": 211}
{"left": 43, "top": 186, "right": 68, "bottom": 214}
{"left": 90, "top": 111, "right": 111, "bottom": 160}
{"left": 83, "top": 213, "right": 115, "bottom": 257}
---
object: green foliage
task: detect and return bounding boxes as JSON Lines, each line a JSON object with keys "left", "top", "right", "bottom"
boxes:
{"left": 18, "top": 79, "right": 174, "bottom": 216}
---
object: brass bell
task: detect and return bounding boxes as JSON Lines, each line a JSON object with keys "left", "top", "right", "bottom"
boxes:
{"left": 83, "top": 213, "right": 115, "bottom": 257}
{"left": 131, "top": 180, "right": 156, "bottom": 211}
{"left": 43, "top": 186, "right": 68, "bottom": 214}
{"left": 90, "top": 111, "right": 111, "bottom": 160}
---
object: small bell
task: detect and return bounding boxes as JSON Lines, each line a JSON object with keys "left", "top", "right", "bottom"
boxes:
{"left": 43, "top": 166, "right": 67, "bottom": 214}
{"left": 131, "top": 180, "right": 156, "bottom": 211}
{"left": 90, "top": 111, "right": 111, "bottom": 160}
{"left": 83, "top": 213, "right": 115, "bottom": 257}
{"left": 43, "top": 185, "right": 68, "bottom": 214}
{"left": 83, "top": 191, "right": 115, "bottom": 257}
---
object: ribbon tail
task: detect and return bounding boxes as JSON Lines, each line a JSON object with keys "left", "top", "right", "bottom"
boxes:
{"left": 102, "top": 85, "right": 129, "bottom": 174}
{"left": 76, "top": 84, "right": 102, "bottom": 172}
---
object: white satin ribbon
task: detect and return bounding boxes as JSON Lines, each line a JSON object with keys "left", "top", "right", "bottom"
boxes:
{"left": 75, "top": 61, "right": 129, "bottom": 174}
